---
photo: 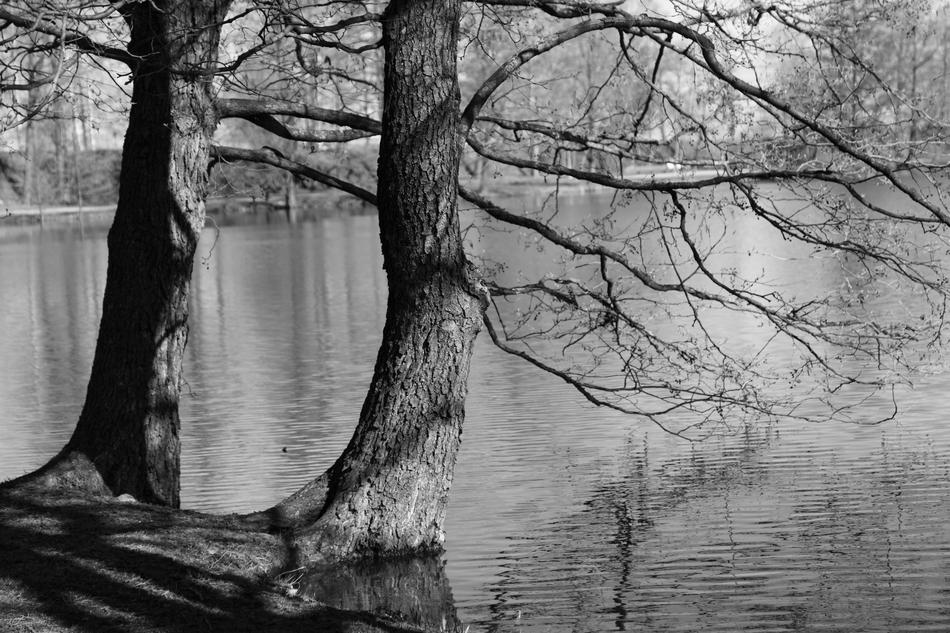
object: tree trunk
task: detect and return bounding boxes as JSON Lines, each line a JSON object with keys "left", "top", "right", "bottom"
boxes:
{"left": 55, "top": 105, "right": 67, "bottom": 203}
{"left": 11, "top": 1, "right": 231, "bottom": 507}
{"left": 284, "top": 170, "right": 297, "bottom": 224}
{"left": 23, "top": 120, "right": 34, "bottom": 207}
{"left": 70, "top": 105, "right": 84, "bottom": 216}
{"left": 288, "top": 0, "right": 486, "bottom": 561}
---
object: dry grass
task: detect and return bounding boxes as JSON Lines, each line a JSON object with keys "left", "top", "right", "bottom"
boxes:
{"left": 0, "top": 489, "right": 443, "bottom": 633}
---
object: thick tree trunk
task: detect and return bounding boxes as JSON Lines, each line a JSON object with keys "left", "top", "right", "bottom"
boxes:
{"left": 8, "top": 1, "right": 230, "bottom": 507}
{"left": 288, "top": 0, "right": 485, "bottom": 561}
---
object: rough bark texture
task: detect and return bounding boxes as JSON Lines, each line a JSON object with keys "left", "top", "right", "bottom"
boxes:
{"left": 291, "top": 0, "right": 485, "bottom": 561}
{"left": 8, "top": 1, "right": 231, "bottom": 507}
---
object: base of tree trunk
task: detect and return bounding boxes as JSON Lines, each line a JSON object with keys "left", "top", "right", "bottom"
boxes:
{"left": 4, "top": 454, "right": 455, "bottom": 569}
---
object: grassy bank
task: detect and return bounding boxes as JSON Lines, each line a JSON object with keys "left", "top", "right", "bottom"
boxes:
{"left": 0, "top": 488, "right": 449, "bottom": 633}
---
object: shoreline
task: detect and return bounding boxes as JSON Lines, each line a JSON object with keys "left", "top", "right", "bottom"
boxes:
{"left": 2, "top": 204, "right": 115, "bottom": 226}
{"left": 1, "top": 169, "right": 726, "bottom": 220}
{"left": 0, "top": 486, "right": 453, "bottom": 632}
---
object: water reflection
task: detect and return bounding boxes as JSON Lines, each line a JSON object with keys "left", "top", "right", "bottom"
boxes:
{"left": 183, "top": 220, "right": 386, "bottom": 512}
{"left": 0, "top": 226, "right": 105, "bottom": 472}
{"left": 2, "top": 197, "right": 950, "bottom": 632}
{"left": 299, "top": 556, "right": 461, "bottom": 632}
{"left": 456, "top": 418, "right": 950, "bottom": 632}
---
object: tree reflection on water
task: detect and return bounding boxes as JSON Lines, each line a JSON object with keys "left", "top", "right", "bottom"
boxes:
{"left": 299, "top": 555, "right": 462, "bottom": 632}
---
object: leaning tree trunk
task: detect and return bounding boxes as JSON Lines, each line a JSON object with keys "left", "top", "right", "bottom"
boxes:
{"left": 9, "top": 1, "right": 231, "bottom": 507}
{"left": 290, "top": 0, "right": 486, "bottom": 561}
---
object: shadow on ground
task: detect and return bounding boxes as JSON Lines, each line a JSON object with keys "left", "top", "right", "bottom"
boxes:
{"left": 0, "top": 490, "right": 461, "bottom": 633}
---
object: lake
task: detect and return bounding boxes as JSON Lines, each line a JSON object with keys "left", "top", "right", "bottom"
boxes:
{"left": 2, "top": 196, "right": 950, "bottom": 632}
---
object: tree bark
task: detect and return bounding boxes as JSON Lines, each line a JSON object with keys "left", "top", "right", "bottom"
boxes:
{"left": 55, "top": 104, "right": 67, "bottom": 203}
{"left": 10, "top": 1, "right": 231, "bottom": 507}
{"left": 23, "top": 120, "right": 34, "bottom": 207}
{"left": 288, "top": 0, "right": 486, "bottom": 561}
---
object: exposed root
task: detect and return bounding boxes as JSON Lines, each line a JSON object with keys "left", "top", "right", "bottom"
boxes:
{"left": 0, "top": 449, "right": 110, "bottom": 498}
{"left": 240, "top": 471, "right": 331, "bottom": 532}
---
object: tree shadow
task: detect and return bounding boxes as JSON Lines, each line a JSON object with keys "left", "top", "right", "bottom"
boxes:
{"left": 0, "top": 490, "right": 461, "bottom": 632}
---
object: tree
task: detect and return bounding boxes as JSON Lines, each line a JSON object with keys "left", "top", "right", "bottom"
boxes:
{"left": 285, "top": 0, "right": 487, "bottom": 560}
{"left": 0, "top": 0, "right": 387, "bottom": 507}
{"left": 221, "top": 0, "right": 950, "bottom": 560}
{"left": 4, "top": 0, "right": 950, "bottom": 566}
{"left": 4, "top": 0, "right": 233, "bottom": 506}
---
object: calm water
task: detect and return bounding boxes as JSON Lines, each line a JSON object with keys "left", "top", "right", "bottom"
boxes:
{"left": 2, "top": 201, "right": 950, "bottom": 632}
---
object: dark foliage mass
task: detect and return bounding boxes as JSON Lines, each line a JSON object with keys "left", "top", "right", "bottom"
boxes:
{"left": 0, "top": 149, "right": 121, "bottom": 206}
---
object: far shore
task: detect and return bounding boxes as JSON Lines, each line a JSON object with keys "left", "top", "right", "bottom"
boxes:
{"left": 3, "top": 203, "right": 115, "bottom": 219}
{"left": 1, "top": 169, "right": 726, "bottom": 226}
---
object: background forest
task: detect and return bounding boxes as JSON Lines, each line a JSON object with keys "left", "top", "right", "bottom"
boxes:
{"left": 5, "top": 0, "right": 949, "bottom": 208}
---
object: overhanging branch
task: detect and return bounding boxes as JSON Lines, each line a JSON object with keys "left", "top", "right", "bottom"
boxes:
{"left": 217, "top": 98, "right": 382, "bottom": 135}
{"left": 0, "top": 7, "right": 134, "bottom": 67}
{"left": 213, "top": 145, "right": 378, "bottom": 206}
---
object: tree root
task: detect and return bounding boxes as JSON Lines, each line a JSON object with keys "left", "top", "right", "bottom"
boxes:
{"left": 0, "top": 450, "right": 110, "bottom": 498}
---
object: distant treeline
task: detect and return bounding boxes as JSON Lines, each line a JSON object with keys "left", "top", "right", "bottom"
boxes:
{"left": 0, "top": 149, "right": 121, "bottom": 207}
{"left": 0, "top": 143, "right": 378, "bottom": 208}
{"left": 211, "top": 143, "right": 376, "bottom": 203}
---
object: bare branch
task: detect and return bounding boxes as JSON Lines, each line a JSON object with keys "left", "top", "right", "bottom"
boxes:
{"left": 0, "top": 7, "right": 134, "bottom": 67}
{"left": 216, "top": 98, "right": 382, "bottom": 134}
{"left": 212, "top": 145, "right": 378, "bottom": 207}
